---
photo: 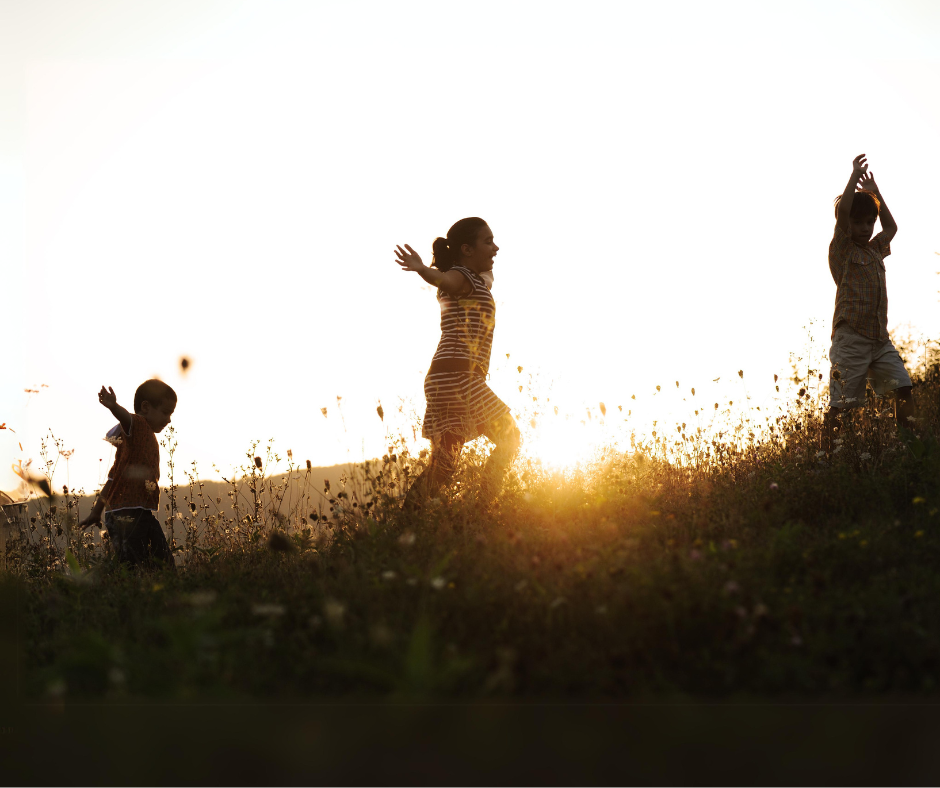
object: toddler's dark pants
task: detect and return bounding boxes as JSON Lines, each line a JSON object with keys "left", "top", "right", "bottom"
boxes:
{"left": 104, "top": 508, "right": 175, "bottom": 571}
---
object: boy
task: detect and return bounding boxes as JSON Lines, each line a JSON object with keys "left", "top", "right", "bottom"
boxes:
{"left": 80, "top": 380, "right": 177, "bottom": 570}
{"left": 826, "top": 153, "right": 913, "bottom": 443}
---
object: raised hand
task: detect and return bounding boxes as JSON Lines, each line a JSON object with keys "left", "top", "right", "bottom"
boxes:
{"left": 851, "top": 153, "right": 868, "bottom": 178}
{"left": 394, "top": 244, "right": 425, "bottom": 273}
{"left": 858, "top": 171, "right": 879, "bottom": 194}
{"left": 98, "top": 386, "right": 117, "bottom": 409}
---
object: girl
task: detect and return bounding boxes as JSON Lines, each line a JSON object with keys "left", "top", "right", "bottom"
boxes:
{"left": 394, "top": 217, "right": 520, "bottom": 510}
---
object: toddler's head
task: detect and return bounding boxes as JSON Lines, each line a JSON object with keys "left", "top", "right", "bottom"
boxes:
{"left": 134, "top": 379, "right": 177, "bottom": 433}
{"left": 834, "top": 189, "right": 880, "bottom": 243}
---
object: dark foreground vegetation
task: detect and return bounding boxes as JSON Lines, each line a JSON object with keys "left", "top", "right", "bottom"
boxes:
{"left": 3, "top": 361, "right": 940, "bottom": 702}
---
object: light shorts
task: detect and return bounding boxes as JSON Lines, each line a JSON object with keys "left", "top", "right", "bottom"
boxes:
{"left": 828, "top": 323, "right": 912, "bottom": 409}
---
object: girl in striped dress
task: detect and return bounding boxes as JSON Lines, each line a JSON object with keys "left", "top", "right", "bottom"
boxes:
{"left": 394, "top": 217, "right": 520, "bottom": 510}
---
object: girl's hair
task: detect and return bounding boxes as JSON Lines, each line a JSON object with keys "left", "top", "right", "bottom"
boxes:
{"left": 833, "top": 189, "right": 880, "bottom": 221}
{"left": 431, "top": 217, "right": 488, "bottom": 271}
{"left": 134, "top": 379, "right": 177, "bottom": 412}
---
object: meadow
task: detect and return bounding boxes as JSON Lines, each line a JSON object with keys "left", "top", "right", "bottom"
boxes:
{"left": 3, "top": 337, "right": 940, "bottom": 701}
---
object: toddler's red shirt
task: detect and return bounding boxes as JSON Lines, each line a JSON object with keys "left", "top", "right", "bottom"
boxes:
{"left": 100, "top": 414, "right": 161, "bottom": 511}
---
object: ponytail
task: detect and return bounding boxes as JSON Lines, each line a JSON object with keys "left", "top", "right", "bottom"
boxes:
{"left": 431, "top": 217, "right": 487, "bottom": 272}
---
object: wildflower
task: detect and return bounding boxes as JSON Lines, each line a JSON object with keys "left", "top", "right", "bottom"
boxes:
{"left": 324, "top": 599, "right": 346, "bottom": 626}
{"left": 915, "top": 531, "right": 924, "bottom": 538}
{"left": 913, "top": 497, "right": 926, "bottom": 505}
{"left": 370, "top": 623, "right": 393, "bottom": 647}
{"left": 550, "top": 597, "right": 566, "bottom": 609}
{"left": 188, "top": 590, "right": 217, "bottom": 607}
{"left": 381, "top": 570, "right": 397, "bottom": 581}
{"left": 398, "top": 531, "right": 416, "bottom": 546}
{"left": 430, "top": 576, "right": 446, "bottom": 590}
{"left": 689, "top": 548, "right": 703, "bottom": 561}
{"left": 267, "top": 531, "right": 294, "bottom": 552}
{"left": 723, "top": 580, "right": 740, "bottom": 595}
{"left": 859, "top": 452, "right": 872, "bottom": 461}
{"left": 815, "top": 450, "right": 826, "bottom": 458}
{"left": 252, "top": 603, "right": 286, "bottom": 616}
{"left": 769, "top": 482, "right": 779, "bottom": 491}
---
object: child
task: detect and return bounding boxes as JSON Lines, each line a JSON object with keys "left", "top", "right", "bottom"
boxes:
{"left": 826, "top": 153, "right": 913, "bottom": 443}
{"left": 79, "top": 380, "right": 177, "bottom": 570}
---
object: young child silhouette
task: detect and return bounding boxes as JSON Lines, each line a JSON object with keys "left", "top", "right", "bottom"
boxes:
{"left": 825, "top": 153, "right": 913, "bottom": 445}
{"left": 80, "top": 379, "right": 177, "bottom": 570}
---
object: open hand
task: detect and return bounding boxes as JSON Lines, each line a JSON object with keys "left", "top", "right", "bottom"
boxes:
{"left": 97, "top": 386, "right": 117, "bottom": 409}
{"left": 851, "top": 153, "right": 869, "bottom": 178}
{"left": 394, "top": 244, "right": 425, "bottom": 273}
{"left": 858, "top": 171, "right": 879, "bottom": 194}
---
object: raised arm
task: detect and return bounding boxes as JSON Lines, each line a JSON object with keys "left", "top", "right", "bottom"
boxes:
{"left": 858, "top": 171, "right": 897, "bottom": 242}
{"left": 836, "top": 153, "right": 868, "bottom": 231}
{"left": 98, "top": 386, "right": 132, "bottom": 434}
{"left": 394, "top": 244, "right": 471, "bottom": 299}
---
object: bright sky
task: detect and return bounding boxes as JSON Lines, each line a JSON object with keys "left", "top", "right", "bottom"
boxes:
{"left": 2, "top": 0, "right": 939, "bottom": 494}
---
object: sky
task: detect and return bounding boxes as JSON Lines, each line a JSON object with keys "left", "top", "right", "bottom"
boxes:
{"left": 1, "top": 0, "right": 939, "bottom": 494}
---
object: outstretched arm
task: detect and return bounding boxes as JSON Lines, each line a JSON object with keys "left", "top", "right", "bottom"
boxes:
{"left": 98, "top": 386, "right": 132, "bottom": 433}
{"left": 836, "top": 153, "right": 868, "bottom": 231}
{"left": 394, "top": 245, "right": 471, "bottom": 298}
{"left": 858, "top": 171, "right": 897, "bottom": 242}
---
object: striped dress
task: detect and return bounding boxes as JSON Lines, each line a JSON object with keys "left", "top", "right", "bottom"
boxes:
{"left": 422, "top": 266, "right": 510, "bottom": 442}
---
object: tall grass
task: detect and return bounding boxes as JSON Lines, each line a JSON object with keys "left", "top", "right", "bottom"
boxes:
{"left": 3, "top": 332, "right": 940, "bottom": 698}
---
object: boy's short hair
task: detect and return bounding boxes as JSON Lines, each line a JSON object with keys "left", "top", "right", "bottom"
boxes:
{"left": 833, "top": 189, "right": 881, "bottom": 221}
{"left": 134, "top": 379, "right": 177, "bottom": 412}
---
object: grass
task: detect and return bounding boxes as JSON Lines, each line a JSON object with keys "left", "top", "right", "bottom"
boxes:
{"left": 4, "top": 341, "right": 940, "bottom": 700}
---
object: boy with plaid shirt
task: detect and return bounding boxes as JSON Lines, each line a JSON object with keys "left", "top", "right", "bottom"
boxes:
{"left": 826, "top": 153, "right": 913, "bottom": 442}
{"left": 80, "top": 380, "right": 177, "bottom": 569}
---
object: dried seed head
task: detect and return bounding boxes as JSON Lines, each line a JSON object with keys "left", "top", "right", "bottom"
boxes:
{"left": 306, "top": 459, "right": 312, "bottom": 470}
{"left": 254, "top": 456, "right": 262, "bottom": 469}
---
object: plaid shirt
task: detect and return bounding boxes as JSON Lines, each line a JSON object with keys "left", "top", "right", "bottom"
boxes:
{"left": 828, "top": 224, "right": 892, "bottom": 340}
{"left": 100, "top": 414, "right": 161, "bottom": 511}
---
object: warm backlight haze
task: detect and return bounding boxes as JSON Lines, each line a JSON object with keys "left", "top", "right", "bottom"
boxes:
{"left": 2, "top": 0, "right": 939, "bottom": 494}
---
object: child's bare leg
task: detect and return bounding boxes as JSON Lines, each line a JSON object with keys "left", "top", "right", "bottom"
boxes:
{"left": 481, "top": 413, "right": 521, "bottom": 501}
{"left": 403, "top": 432, "right": 463, "bottom": 511}
{"left": 895, "top": 385, "right": 915, "bottom": 428}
